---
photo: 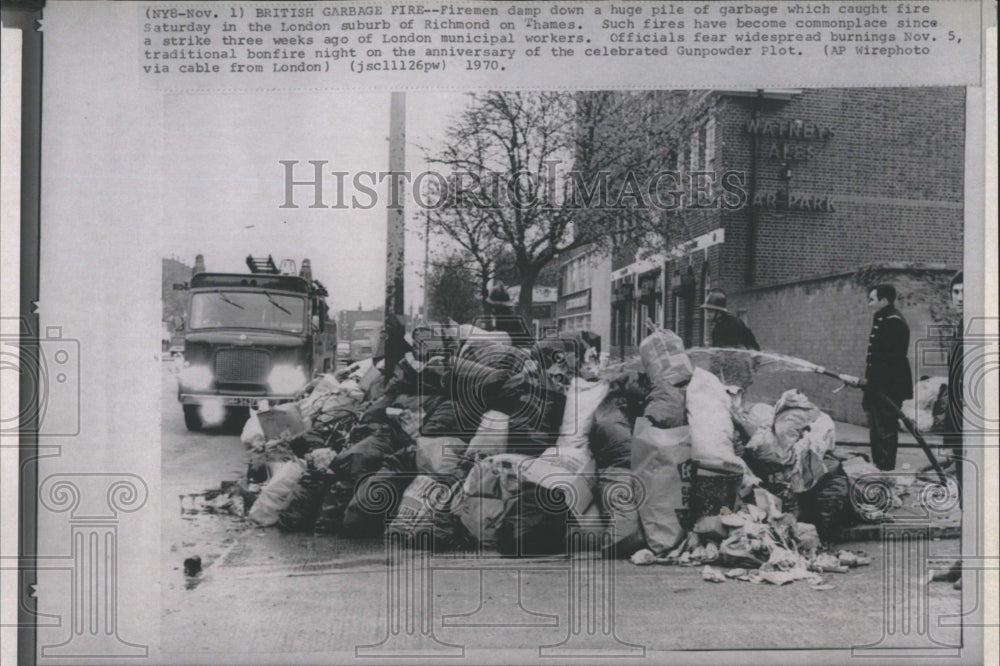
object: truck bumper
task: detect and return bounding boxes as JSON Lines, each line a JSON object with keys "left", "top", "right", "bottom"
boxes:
{"left": 178, "top": 392, "right": 298, "bottom": 407}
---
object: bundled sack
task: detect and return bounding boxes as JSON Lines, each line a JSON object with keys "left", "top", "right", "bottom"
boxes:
{"left": 795, "top": 463, "right": 851, "bottom": 542}
{"left": 639, "top": 327, "right": 693, "bottom": 389}
{"left": 415, "top": 436, "right": 470, "bottom": 485}
{"left": 520, "top": 446, "right": 596, "bottom": 520}
{"left": 630, "top": 418, "right": 694, "bottom": 555}
{"left": 751, "top": 390, "right": 837, "bottom": 494}
{"left": 421, "top": 400, "right": 461, "bottom": 438}
{"left": 277, "top": 468, "right": 336, "bottom": 533}
{"left": 596, "top": 467, "right": 645, "bottom": 558}
{"left": 590, "top": 419, "right": 632, "bottom": 471}
{"left": 386, "top": 475, "right": 453, "bottom": 548}
{"left": 496, "top": 477, "right": 569, "bottom": 557}
{"left": 686, "top": 369, "right": 757, "bottom": 487}
{"left": 643, "top": 382, "right": 687, "bottom": 429}
{"left": 241, "top": 411, "right": 265, "bottom": 449}
{"left": 341, "top": 446, "right": 417, "bottom": 536}
{"left": 453, "top": 453, "right": 527, "bottom": 549}
{"left": 902, "top": 376, "right": 949, "bottom": 432}
{"left": 465, "top": 410, "right": 510, "bottom": 460}
{"left": 257, "top": 403, "right": 310, "bottom": 441}
{"left": 248, "top": 459, "right": 307, "bottom": 526}
{"left": 554, "top": 378, "right": 610, "bottom": 450}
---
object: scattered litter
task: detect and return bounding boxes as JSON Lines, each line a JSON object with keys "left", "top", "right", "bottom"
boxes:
{"left": 702, "top": 565, "right": 726, "bottom": 583}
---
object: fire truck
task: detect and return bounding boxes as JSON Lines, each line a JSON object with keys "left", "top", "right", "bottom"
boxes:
{"left": 174, "top": 254, "right": 336, "bottom": 431}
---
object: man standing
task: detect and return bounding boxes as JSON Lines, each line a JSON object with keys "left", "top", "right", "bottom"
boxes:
{"left": 946, "top": 271, "right": 964, "bottom": 499}
{"left": 700, "top": 288, "right": 760, "bottom": 389}
{"left": 701, "top": 288, "right": 760, "bottom": 351}
{"left": 862, "top": 284, "right": 913, "bottom": 471}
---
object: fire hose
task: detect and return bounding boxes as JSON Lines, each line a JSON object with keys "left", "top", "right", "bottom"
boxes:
{"left": 808, "top": 365, "right": 949, "bottom": 487}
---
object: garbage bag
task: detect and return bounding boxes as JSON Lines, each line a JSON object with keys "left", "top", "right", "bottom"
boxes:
{"left": 555, "top": 378, "right": 610, "bottom": 450}
{"left": 639, "top": 328, "right": 693, "bottom": 389}
{"left": 590, "top": 420, "right": 632, "bottom": 470}
{"left": 422, "top": 400, "right": 460, "bottom": 438}
{"left": 449, "top": 356, "right": 515, "bottom": 431}
{"left": 596, "top": 467, "right": 645, "bottom": 558}
{"left": 643, "top": 382, "right": 687, "bottom": 429}
{"left": 521, "top": 446, "right": 596, "bottom": 519}
{"left": 277, "top": 469, "right": 335, "bottom": 533}
{"left": 496, "top": 481, "right": 568, "bottom": 557}
{"left": 332, "top": 426, "right": 402, "bottom": 480}
{"left": 248, "top": 459, "right": 307, "bottom": 527}
{"left": 341, "top": 469, "right": 412, "bottom": 537}
{"left": 241, "top": 412, "right": 265, "bottom": 449}
{"left": 902, "top": 376, "right": 949, "bottom": 432}
{"left": 257, "top": 403, "right": 310, "bottom": 441}
{"left": 797, "top": 464, "right": 851, "bottom": 542}
{"left": 773, "top": 390, "right": 824, "bottom": 450}
{"left": 466, "top": 411, "right": 510, "bottom": 460}
{"left": 630, "top": 418, "right": 694, "bottom": 555}
{"left": 453, "top": 454, "right": 527, "bottom": 549}
{"left": 686, "top": 368, "right": 744, "bottom": 471}
{"left": 386, "top": 475, "right": 453, "bottom": 547}
{"left": 503, "top": 374, "right": 567, "bottom": 455}
{"left": 415, "top": 436, "right": 470, "bottom": 485}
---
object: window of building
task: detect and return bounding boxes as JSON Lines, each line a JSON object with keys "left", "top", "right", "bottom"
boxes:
{"left": 704, "top": 116, "right": 716, "bottom": 171}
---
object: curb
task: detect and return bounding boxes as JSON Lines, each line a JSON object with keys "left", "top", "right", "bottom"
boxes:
{"left": 838, "top": 522, "right": 961, "bottom": 542}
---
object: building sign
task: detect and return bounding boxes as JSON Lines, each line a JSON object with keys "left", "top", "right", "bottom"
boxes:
{"left": 751, "top": 189, "right": 836, "bottom": 212}
{"left": 565, "top": 292, "right": 591, "bottom": 311}
{"left": 746, "top": 118, "right": 834, "bottom": 162}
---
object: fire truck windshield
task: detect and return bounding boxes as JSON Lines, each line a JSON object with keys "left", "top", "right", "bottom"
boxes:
{"left": 189, "top": 291, "right": 306, "bottom": 333}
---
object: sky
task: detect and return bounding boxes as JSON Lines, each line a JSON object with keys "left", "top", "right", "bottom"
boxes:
{"left": 161, "top": 91, "right": 469, "bottom": 315}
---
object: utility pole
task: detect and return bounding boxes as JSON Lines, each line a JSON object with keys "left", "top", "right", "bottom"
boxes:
{"left": 422, "top": 208, "right": 430, "bottom": 323}
{"left": 385, "top": 92, "right": 406, "bottom": 319}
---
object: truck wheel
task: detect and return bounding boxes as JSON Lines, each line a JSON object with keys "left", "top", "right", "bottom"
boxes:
{"left": 183, "top": 405, "right": 203, "bottom": 431}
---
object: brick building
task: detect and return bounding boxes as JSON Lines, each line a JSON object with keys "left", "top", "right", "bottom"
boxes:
{"left": 585, "top": 88, "right": 964, "bottom": 424}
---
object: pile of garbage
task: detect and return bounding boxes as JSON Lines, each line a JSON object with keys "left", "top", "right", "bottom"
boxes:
{"left": 215, "top": 324, "right": 902, "bottom": 573}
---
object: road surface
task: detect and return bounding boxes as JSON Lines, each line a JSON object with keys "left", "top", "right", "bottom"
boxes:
{"left": 160, "top": 362, "right": 967, "bottom": 662}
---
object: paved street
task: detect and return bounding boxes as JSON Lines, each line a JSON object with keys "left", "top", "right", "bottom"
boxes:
{"left": 159, "top": 362, "right": 966, "bottom": 662}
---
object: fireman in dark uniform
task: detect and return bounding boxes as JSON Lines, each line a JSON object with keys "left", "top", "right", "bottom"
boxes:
{"left": 700, "top": 288, "right": 760, "bottom": 389}
{"left": 862, "top": 284, "right": 913, "bottom": 471}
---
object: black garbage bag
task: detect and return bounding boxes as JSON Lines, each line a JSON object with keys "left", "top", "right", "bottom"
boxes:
{"left": 332, "top": 425, "right": 402, "bottom": 480}
{"left": 288, "top": 430, "right": 330, "bottom": 458}
{"left": 313, "top": 427, "right": 402, "bottom": 534}
{"left": 590, "top": 390, "right": 634, "bottom": 470}
{"left": 501, "top": 370, "right": 567, "bottom": 456}
{"left": 421, "top": 400, "right": 461, "bottom": 438}
{"left": 340, "top": 445, "right": 417, "bottom": 536}
{"left": 495, "top": 483, "right": 569, "bottom": 557}
{"left": 596, "top": 467, "right": 645, "bottom": 559}
{"left": 590, "top": 421, "right": 633, "bottom": 470}
{"left": 796, "top": 462, "right": 852, "bottom": 543}
{"left": 643, "top": 382, "right": 686, "bottom": 429}
{"left": 277, "top": 469, "right": 336, "bottom": 533}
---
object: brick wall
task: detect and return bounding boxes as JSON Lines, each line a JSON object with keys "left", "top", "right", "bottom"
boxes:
{"left": 716, "top": 88, "right": 965, "bottom": 286}
{"left": 730, "top": 267, "right": 959, "bottom": 425}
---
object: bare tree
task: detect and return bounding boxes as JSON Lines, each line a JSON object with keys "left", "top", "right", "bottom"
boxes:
{"left": 425, "top": 91, "right": 716, "bottom": 313}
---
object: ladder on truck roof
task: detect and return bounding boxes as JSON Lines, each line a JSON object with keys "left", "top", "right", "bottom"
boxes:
{"left": 245, "top": 254, "right": 279, "bottom": 274}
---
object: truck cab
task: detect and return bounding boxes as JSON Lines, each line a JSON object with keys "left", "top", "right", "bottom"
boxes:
{"left": 176, "top": 255, "right": 336, "bottom": 431}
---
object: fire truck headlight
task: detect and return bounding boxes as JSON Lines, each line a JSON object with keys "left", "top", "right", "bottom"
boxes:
{"left": 179, "top": 365, "right": 213, "bottom": 391}
{"left": 269, "top": 364, "right": 308, "bottom": 394}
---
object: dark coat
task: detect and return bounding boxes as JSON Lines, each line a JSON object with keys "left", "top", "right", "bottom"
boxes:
{"left": 711, "top": 312, "right": 760, "bottom": 351}
{"left": 946, "top": 319, "right": 963, "bottom": 434}
{"left": 863, "top": 305, "right": 913, "bottom": 409}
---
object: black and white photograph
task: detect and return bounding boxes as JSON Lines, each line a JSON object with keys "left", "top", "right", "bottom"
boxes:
{"left": 1, "top": 2, "right": 995, "bottom": 665}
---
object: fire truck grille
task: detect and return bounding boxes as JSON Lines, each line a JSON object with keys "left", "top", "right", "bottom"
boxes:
{"left": 215, "top": 349, "right": 270, "bottom": 385}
